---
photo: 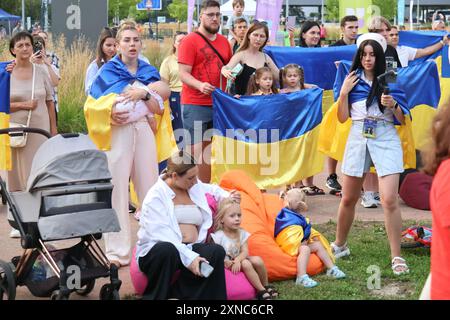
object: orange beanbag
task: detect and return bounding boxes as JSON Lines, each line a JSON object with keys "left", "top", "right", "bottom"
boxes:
{"left": 219, "top": 170, "right": 325, "bottom": 281}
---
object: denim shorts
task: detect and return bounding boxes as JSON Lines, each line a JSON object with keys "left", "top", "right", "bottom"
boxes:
{"left": 182, "top": 104, "right": 214, "bottom": 145}
{"left": 342, "top": 120, "right": 404, "bottom": 177}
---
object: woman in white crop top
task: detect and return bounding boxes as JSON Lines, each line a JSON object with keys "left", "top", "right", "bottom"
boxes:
{"left": 136, "top": 151, "right": 241, "bottom": 299}
{"left": 332, "top": 36, "right": 411, "bottom": 276}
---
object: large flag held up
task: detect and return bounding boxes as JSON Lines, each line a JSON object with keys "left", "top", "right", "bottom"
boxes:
{"left": 265, "top": 45, "right": 356, "bottom": 110}
{"left": 0, "top": 61, "right": 11, "bottom": 171}
{"left": 211, "top": 88, "right": 324, "bottom": 189}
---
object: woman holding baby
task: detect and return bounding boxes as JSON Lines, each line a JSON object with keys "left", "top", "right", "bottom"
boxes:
{"left": 84, "top": 23, "right": 170, "bottom": 268}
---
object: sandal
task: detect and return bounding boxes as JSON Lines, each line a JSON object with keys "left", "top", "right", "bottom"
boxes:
{"left": 301, "top": 185, "right": 325, "bottom": 196}
{"left": 264, "top": 285, "right": 279, "bottom": 298}
{"left": 326, "top": 266, "right": 346, "bottom": 279}
{"left": 256, "top": 289, "right": 272, "bottom": 300}
{"left": 295, "top": 274, "right": 318, "bottom": 288}
{"left": 391, "top": 256, "right": 410, "bottom": 275}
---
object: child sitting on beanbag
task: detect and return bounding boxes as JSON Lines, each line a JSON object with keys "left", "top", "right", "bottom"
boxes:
{"left": 275, "top": 188, "right": 346, "bottom": 288}
{"left": 210, "top": 198, "right": 278, "bottom": 299}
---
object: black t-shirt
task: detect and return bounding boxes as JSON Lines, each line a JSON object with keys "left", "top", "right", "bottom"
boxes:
{"left": 385, "top": 44, "right": 403, "bottom": 68}
{"left": 330, "top": 39, "right": 354, "bottom": 46}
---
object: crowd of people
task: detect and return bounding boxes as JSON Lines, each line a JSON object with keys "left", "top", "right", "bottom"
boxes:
{"left": 2, "top": 0, "right": 450, "bottom": 300}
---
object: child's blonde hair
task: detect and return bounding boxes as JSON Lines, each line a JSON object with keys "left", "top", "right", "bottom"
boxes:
{"left": 279, "top": 64, "right": 305, "bottom": 90}
{"left": 214, "top": 198, "right": 241, "bottom": 231}
{"left": 246, "top": 66, "right": 279, "bottom": 95}
{"left": 284, "top": 188, "right": 308, "bottom": 212}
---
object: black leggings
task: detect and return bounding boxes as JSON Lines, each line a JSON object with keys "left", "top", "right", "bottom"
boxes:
{"left": 138, "top": 242, "right": 226, "bottom": 300}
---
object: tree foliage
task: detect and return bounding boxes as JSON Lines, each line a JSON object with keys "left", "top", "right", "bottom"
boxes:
{"left": 372, "top": 0, "right": 397, "bottom": 21}
{"left": 168, "top": 0, "right": 188, "bottom": 23}
{"left": 325, "top": 0, "right": 340, "bottom": 23}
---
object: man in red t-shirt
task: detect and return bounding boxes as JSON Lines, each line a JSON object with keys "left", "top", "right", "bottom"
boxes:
{"left": 178, "top": 0, "right": 232, "bottom": 183}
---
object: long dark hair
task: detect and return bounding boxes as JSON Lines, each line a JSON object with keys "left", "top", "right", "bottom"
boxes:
{"left": 96, "top": 27, "right": 117, "bottom": 68}
{"left": 299, "top": 20, "right": 321, "bottom": 48}
{"left": 350, "top": 39, "right": 386, "bottom": 111}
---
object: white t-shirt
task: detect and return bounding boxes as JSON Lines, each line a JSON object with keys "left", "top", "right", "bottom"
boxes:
{"left": 396, "top": 45, "right": 417, "bottom": 68}
{"left": 350, "top": 72, "right": 394, "bottom": 122}
{"left": 210, "top": 229, "right": 250, "bottom": 260}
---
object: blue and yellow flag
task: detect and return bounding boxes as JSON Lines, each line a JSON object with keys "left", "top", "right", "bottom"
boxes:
{"left": 84, "top": 55, "right": 177, "bottom": 163}
{"left": 0, "top": 62, "right": 11, "bottom": 171}
{"left": 265, "top": 45, "right": 356, "bottom": 111}
{"left": 399, "top": 30, "right": 450, "bottom": 148}
{"left": 319, "top": 59, "right": 440, "bottom": 169}
{"left": 211, "top": 88, "right": 325, "bottom": 189}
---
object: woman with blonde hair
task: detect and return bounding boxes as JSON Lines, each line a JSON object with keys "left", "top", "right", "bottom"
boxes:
{"left": 85, "top": 24, "right": 170, "bottom": 267}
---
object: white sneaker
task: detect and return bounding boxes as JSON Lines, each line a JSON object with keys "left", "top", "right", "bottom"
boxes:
{"left": 9, "top": 228, "right": 20, "bottom": 238}
{"left": 361, "top": 191, "right": 378, "bottom": 208}
{"left": 374, "top": 192, "right": 381, "bottom": 206}
{"left": 331, "top": 242, "right": 350, "bottom": 259}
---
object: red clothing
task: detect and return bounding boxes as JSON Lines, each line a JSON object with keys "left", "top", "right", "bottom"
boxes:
{"left": 178, "top": 32, "right": 232, "bottom": 106}
{"left": 430, "top": 158, "right": 450, "bottom": 299}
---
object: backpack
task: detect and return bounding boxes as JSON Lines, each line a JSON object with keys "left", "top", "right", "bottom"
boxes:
{"left": 401, "top": 226, "right": 432, "bottom": 248}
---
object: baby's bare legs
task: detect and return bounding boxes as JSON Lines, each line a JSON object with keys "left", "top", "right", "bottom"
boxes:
{"left": 297, "top": 244, "right": 311, "bottom": 277}
{"left": 309, "top": 241, "right": 334, "bottom": 269}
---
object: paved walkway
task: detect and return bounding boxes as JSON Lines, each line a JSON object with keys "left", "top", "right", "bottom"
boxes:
{"left": 0, "top": 169, "right": 430, "bottom": 300}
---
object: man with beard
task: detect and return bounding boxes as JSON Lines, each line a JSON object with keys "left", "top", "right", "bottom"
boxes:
{"left": 178, "top": 0, "right": 232, "bottom": 183}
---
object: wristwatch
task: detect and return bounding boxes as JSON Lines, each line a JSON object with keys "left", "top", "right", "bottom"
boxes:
{"left": 394, "top": 102, "right": 399, "bottom": 110}
{"left": 144, "top": 89, "right": 165, "bottom": 110}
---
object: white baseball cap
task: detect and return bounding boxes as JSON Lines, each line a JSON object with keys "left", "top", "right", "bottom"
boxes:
{"left": 356, "top": 33, "right": 387, "bottom": 52}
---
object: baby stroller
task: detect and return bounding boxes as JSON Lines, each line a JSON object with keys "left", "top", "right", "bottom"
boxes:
{"left": 0, "top": 128, "right": 122, "bottom": 300}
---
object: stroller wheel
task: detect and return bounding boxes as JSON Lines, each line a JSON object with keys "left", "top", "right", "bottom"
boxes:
{"left": 0, "top": 260, "right": 16, "bottom": 300}
{"left": 99, "top": 284, "right": 120, "bottom": 300}
{"left": 50, "top": 290, "right": 69, "bottom": 300}
{"left": 76, "top": 279, "right": 96, "bottom": 296}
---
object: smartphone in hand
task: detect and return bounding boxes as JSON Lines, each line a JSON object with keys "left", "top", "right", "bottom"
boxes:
{"left": 199, "top": 261, "right": 214, "bottom": 278}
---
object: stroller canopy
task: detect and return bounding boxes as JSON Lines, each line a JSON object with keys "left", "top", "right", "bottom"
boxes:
{"left": 27, "top": 134, "right": 112, "bottom": 191}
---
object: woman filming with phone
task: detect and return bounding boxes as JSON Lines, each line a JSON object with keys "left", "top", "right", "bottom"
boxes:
{"left": 30, "top": 35, "right": 60, "bottom": 89}
{"left": 331, "top": 33, "right": 411, "bottom": 276}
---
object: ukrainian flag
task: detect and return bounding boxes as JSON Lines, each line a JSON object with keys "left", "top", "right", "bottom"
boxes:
{"left": 0, "top": 62, "right": 11, "bottom": 171}
{"left": 399, "top": 30, "right": 450, "bottom": 148}
{"left": 265, "top": 45, "right": 356, "bottom": 113}
{"left": 84, "top": 55, "right": 177, "bottom": 163}
{"left": 211, "top": 88, "right": 324, "bottom": 189}
{"left": 319, "top": 59, "right": 441, "bottom": 169}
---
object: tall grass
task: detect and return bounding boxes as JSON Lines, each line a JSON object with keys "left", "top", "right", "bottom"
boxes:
{"left": 142, "top": 38, "right": 172, "bottom": 69}
{"left": 52, "top": 36, "right": 92, "bottom": 133}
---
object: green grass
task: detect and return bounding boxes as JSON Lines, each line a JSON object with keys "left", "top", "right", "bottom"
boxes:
{"left": 271, "top": 220, "right": 430, "bottom": 300}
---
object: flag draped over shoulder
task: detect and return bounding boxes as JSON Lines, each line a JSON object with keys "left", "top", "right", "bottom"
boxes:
{"left": 211, "top": 88, "right": 324, "bottom": 189}
{"left": 84, "top": 55, "right": 177, "bottom": 162}
{"left": 0, "top": 62, "right": 11, "bottom": 171}
{"left": 265, "top": 45, "right": 356, "bottom": 111}
{"left": 319, "top": 60, "right": 442, "bottom": 169}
